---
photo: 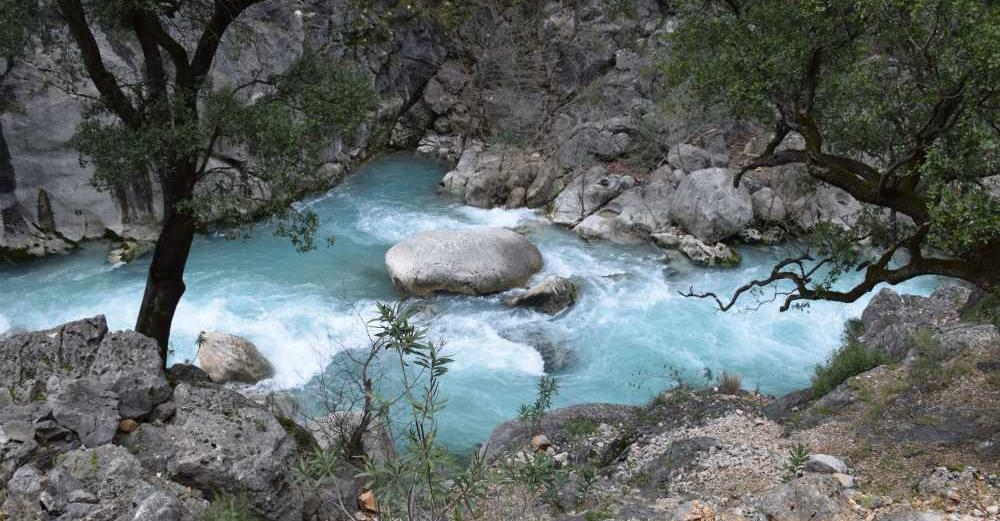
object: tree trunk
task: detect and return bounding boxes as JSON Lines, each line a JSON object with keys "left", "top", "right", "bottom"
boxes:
{"left": 135, "top": 183, "right": 197, "bottom": 364}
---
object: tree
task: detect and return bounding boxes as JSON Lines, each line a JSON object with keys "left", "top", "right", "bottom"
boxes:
{"left": 666, "top": 0, "right": 1000, "bottom": 310}
{"left": 17, "top": 0, "right": 374, "bottom": 361}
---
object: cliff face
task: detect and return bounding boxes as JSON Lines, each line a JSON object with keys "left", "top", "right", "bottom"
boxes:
{"left": 0, "top": 0, "right": 448, "bottom": 259}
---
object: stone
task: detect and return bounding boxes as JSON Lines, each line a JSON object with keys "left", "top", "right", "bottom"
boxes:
{"left": 670, "top": 168, "right": 753, "bottom": 243}
{"left": 497, "top": 325, "right": 575, "bottom": 374}
{"left": 751, "top": 187, "right": 787, "bottom": 223}
{"left": 119, "top": 419, "right": 139, "bottom": 433}
{"left": 531, "top": 434, "right": 552, "bottom": 451}
{"left": 46, "top": 377, "right": 119, "bottom": 447}
{"left": 573, "top": 170, "right": 676, "bottom": 243}
{"left": 195, "top": 331, "right": 275, "bottom": 384}
{"left": 759, "top": 474, "right": 852, "bottom": 521}
{"left": 385, "top": 227, "right": 543, "bottom": 296}
{"left": 106, "top": 240, "right": 153, "bottom": 265}
{"left": 672, "top": 500, "right": 717, "bottom": 521}
{"left": 358, "top": 490, "right": 379, "bottom": 514}
{"left": 832, "top": 473, "right": 855, "bottom": 489}
{"left": 89, "top": 330, "right": 172, "bottom": 418}
{"left": 805, "top": 454, "right": 849, "bottom": 475}
{"left": 676, "top": 235, "right": 741, "bottom": 267}
{"left": 505, "top": 276, "right": 578, "bottom": 314}
{"left": 121, "top": 382, "right": 303, "bottom": 521}
{"left": 667, "top": 143, "right": 728, "bottom": 172}
{"left": 550, "top": 167, "right": 635, "bottom": 225}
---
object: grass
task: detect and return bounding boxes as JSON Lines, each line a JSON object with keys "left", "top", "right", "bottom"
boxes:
{"left": 961, "top": 291, "right": 1000, "bottom": 328}
{"left": 565, "top": 417, "right": 597, "bottom": 438}
{"left": 200, "top": 495, "right": 260, "bottom": 521}
{"left": 909, "top": 329, "right": 960, "bottom": 391}
{"left": 718, "top": 371, "right": 742, "bottom": 395}
{"left": 811, "top": 319, "right": 886, "bottom": 397}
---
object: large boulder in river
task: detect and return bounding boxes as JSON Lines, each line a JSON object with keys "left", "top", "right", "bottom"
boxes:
{"left": 549, "top": 166, "right": 635, "bottom": 225}
{"left": 385, "top": 228, "right": 543, "bottom": 296}
{"left": 505, "top": 276, "right": 578, "bottom": 314}
{"left": 195, "top": 331, "right": 274, "bottom": 384}
{"left": 670, "top": 168, "right": 752, "bottom": 243}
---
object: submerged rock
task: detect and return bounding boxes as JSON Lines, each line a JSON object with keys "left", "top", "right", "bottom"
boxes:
{"left": 385, "top": 227, "right": 543, "bottom": 296}
{"left": 195, "top": 331, "right": 274, "bottom": 384}
{"left": 505, "top": 276, "right": 578, "bottom": 314}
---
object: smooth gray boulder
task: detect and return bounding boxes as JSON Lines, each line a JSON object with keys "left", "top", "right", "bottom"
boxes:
{"left": 573, "top": 168, "right": 677, "bottom": 243}
{"left": 549, "top": 167, "right": 635, "bottom": 225}
{"left": 667, "top": 143, "right": 728, "bottom": 172}
{"left": 670, "top": 168, "right": 753, "bottom": 243}
{"left": 759, "top": 474, "right": 853, "bottom": 521}
{"left": 385, "top": 228, "right": 543, "bottom": 296}
{"left": 121, "top": 382, "right": 303, "bottom": 521}
{"left": 195, "top": 331, "right": 275, "bottom": 384}
{"left": 505, "top": 276, "right": 578, "bottom": 314}
{"left": 47, "top": 378, "right": 119, "bottom": 448}
{"left": 751, "top": 186, "right": 787, "bottom": 223}
{"left": 805, "top": 454, "right": 849, "bottom": 474}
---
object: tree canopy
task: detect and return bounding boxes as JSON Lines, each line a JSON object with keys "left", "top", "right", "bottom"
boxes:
{"left": 667, "top": 0, "right": 1000, "bottom": 309}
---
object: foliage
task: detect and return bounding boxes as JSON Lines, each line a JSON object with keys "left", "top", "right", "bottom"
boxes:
{"left": 359, "top": 302, "right": 488, "bottom": 521}
{"left": 291, "top": 447, "right": 342, "bottom": 487}
{"left": 909, "top": 329, "right": 959, "bottom": 391}
{"left": 667, "top": 0, "right": 1000, "bottom": 307}
{"left": 718, "top": 371, "right": 742, "bottom": 395}
{"left": 782, "top": 443, "right": 810, "bottom": 482}
{"left": 199, "top": 494, "right": 260, "bottom": 521}
{"left": 565, "top": 417, "right": 597, "bottom": 438}
{"left": 519, "top": 375, "right": 559, "bottom": 433}
{"left": 497, "top": 451, "right": 567, "bottom": 505}
{"left": 811, "top": 320, "right": 887, "bottom": 396}
{"left": 961, "top": 291, "right": 1000, "bottom": 329}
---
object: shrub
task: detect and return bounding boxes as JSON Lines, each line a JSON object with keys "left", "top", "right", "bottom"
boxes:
{"left": 909, "top": 329, "right": 958, "bottom": 391}
{"left": 200, "top": 495, "right": 259, "bottom": 521}
{"left": 291, "top": 447, "right": 341, "bottom": 487}
{"left": 782, "top": 443, "right": 811, "bottom": 482}
{"left": 519, "top": 375, "right": 559, "bottom": 433}
{"left": 961, "top": 291, "right": 1000, "bottom": 329}
{"left": 811, "top": 340, "right": 887, "bottom": 397}
{"left": 565, "top": 417, "right": 597, "bottom": 438}
{"left": 718, "top": 371, "right": 742, "bottom": 395}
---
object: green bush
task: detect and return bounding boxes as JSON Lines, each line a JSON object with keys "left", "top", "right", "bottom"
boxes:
{"left": 199, "top": 495, "right": 259, "bottom": 521}
{"left": 565, "top": 417, "right": 597, "bottom": 438}
{"left": 962, "top": 291, "right": 1000, "bottom": 329}
{"left": 811, "top": 340, "right": 887, "bottom": 397}
{"left": 909, "top": 329, "right": 959, "bottom": 391}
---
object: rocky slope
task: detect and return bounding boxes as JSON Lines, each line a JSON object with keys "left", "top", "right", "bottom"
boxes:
{"left": 1, "top": 285, "right": 997, "bottom": 520}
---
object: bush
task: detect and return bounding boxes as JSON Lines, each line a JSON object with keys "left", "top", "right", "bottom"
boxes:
{"left": 909, "top": 329, "right": 958, "bottom": 391}
{"left": 718, "top": 371, "right": 742, "bottom": 395}
{"left": 565, "top": 417, "right": 597, "bottom": 438}
{"left": 200, "top": 495, "right": 259, "bottom": 521}
{"left": 811, "top": 341, "right": 887, "bottom": 397}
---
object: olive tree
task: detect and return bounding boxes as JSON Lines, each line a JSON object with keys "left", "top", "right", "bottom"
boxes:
{"left": 12, "top": 0, "right": 374, "bottom": 361}
{"left": 668, "top": 0, "right": 1000, "bottom": 310}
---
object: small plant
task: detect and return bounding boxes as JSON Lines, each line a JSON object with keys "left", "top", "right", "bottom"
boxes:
{"left": 718, "top": 371, "right": 742, "bottom": 395}
{"left": 782, "top": 443, "right": 811, "bottom": 481}
{"left": 519, "top": 375, "right": 559, "bottom": 433}
{"left": 199, "top": 495, "right": 259, "bottom": 521}
{"left": 565, "top": 417, "right": 597, "bottom": 438}
{"left": 811, "top": 328, "right": 887, "bottom": 397}
{"left": 909, "top": 329, "right": 957, "bottom": 391}
{"left": 291, "top": 447, "right": 341, "bottom": 487}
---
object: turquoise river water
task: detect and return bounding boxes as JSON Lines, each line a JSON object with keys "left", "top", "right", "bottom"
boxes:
{"left": 0, "top": 154, "right": 936, "bottom": 450}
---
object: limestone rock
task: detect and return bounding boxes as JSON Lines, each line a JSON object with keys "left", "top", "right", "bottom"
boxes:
{"left": 550, "top": 167, "right": 635, "bottom": 225}
{"left": 385, "top": 228, "right": 543, "bottom": 296}
{"left": 668, "top": 143, "right": 728, "bottom": 172}
{"left": 121, "top": 382, "right": 303, "bottom": 521}
{"left": 670, "top": 168, "right": 753, "bottom": 243}
{"left": 673, "top": 235, "right": 741, "bottom": 267}
{"left": 759, "top": 474, "right": 853, "bottom": 521}
{"left": 505, "top": 276, "right": 578, "bottom": 314}
{"left": 751, "top": 187, "right": 787, "bottom": 223}
{"left": 195, "top": 332, "right": 274, "bottom": 384}
{"left": 805, "top": 454, "right": 848, "bottom": 475}
{"left": 573, "top": 169, "right": 676, "bottom": 243}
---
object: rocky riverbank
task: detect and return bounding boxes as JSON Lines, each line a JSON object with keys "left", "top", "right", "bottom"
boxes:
{"left": 1, "top": 283, "right": 997, "bottom": 520}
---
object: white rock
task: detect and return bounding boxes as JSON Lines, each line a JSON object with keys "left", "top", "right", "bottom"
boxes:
{"left": 805, "top": 454, "right": 849, "bottom": 475}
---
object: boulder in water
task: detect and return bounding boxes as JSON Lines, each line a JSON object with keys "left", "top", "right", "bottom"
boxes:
{"left": 195, "top": 332, "right": 275, "bottom": 384}
{"left": 670, "top": 168, "right": 752, "bottom": 243}
{"left": 505, "top": 276, "right": 578, "bottom": 314}
{"left": 385, "top": 228, "right": 543, "bottom": 296}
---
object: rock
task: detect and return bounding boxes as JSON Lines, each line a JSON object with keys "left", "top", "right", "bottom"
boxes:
{"left": 505, "top": 276, "right": 578, "bottom": 314}
{"left": 672, "top": 500, "right": 717, "bottom": 521}
{"left": 497, "top": 325, "right": 575, "bottom": 373}
{"left": 1, "top": 446, "right": 204, "bottom": 520}
{"left": 805, "top": 454, "right": 849, "bottom": 475}
{"left": 47, "top": 378, "right": 119, "bottom": 447}
{"left": 676, "top": 235, "right": 742, "bottom": 267}
{"left": 667, "top": 143, "right": 727, "bottom": 172}
{"left": 385, "top": 227, "right": 543, "bottom": 296}
{"left": 531, "top": 434, "right": 552, "bottom": 451}
{"left": 573, "top": 169, "right": 676, "bottom": 243}
{"left": 121, "top": 382, "right": 303, "bottom": 521}
{"left": 880, "top": 511, "right": 950, "bottom": 521}
{"left": 484, "top": 403, "right": 639, "bottom": 461}
{"left": 106, "top": 239, "right": 153, "bottom": 265}
{"left": 195, "top": 331, "right": 275, "bottom": 384}
{"left": 751, "top": 187, "right": 787, "bottom": 223}
{"left": 831, "top": 473, "right": 856, "bottom": 489}
{"left": 670, "top": 168, "right": 753, "bottom": 243}
{"left": 119, "top": 419, "right": 139, "bottom": 433}
{"left": 759, "top": 474, "right": 853, "bottom": 521}
{"left": 358, "top": 490, "right": 379, "bottom": 514}
{"left": 550, "top": 167, "right": 635, "bottom": 225}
